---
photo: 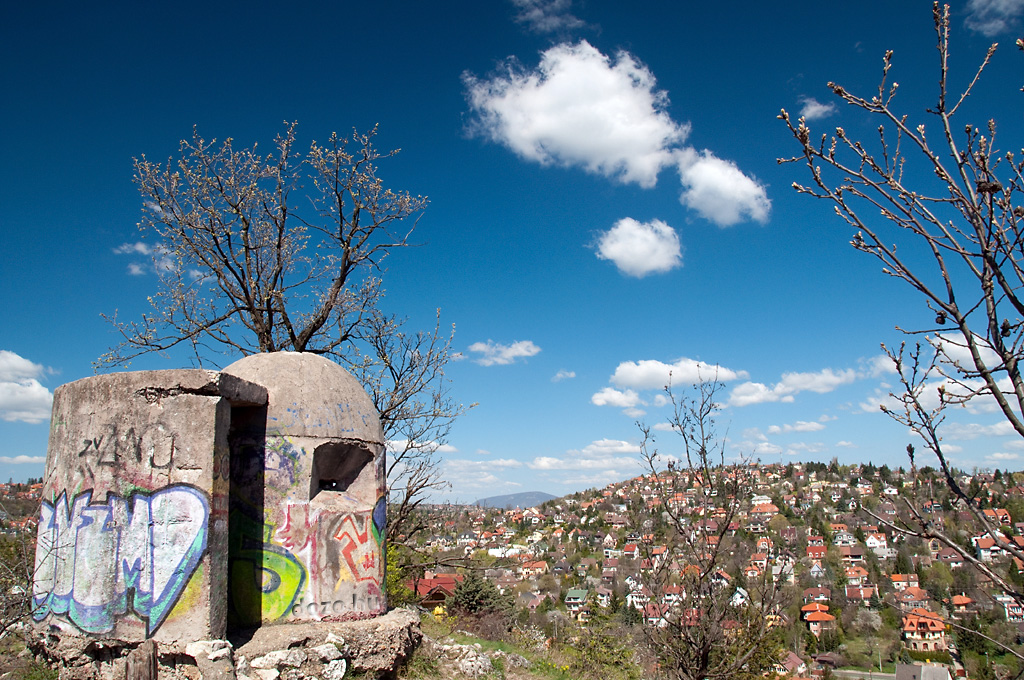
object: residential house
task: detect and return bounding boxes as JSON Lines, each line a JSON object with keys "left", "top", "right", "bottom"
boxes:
{"left": 891, "top": 574, "right": 919, "bottom": 591}
{"left": 901, "top": 608, "right": 947, "bottom": 652}
{"left": 803, "top": 587, "right": 831, "bottom": 603}
{"left": 896, "top": 587, "right": 931, "bottom": 612}
{"left": 845, "top": 585, "right": 876, "bottom": 606}
{"left": 564, "top": 588, "right": 589, "bottom": 619}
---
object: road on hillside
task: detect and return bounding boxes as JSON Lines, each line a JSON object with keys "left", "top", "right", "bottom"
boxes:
{"left": 833, "top": 670, "right": 895, "bottom": 680}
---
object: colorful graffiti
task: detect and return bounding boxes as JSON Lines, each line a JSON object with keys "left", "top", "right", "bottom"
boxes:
{"left": 228, "top": 510, "right": 306, "bottom": 627}
{"left": 330, "top": 513, "right": 380, "bottom": 585}
{"left": 371, "top": 497, "right": 386, "bottom": 546}
{"left": 33, "top": 484, "right": 209, "bottom": 636}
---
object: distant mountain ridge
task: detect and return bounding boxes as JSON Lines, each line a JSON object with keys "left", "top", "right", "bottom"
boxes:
{"left": 473, "top": 491, "right": 557, "bottom": 509}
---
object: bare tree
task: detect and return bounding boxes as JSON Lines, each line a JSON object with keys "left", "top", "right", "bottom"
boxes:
{"left": 779, "top": 0, "right": 1024, "bottom": 629}
{"left": 100, "top": 123, "right": 468, "bottom": 542}
{"left": 632, "top": 378, "right": 786, "bottom": 680}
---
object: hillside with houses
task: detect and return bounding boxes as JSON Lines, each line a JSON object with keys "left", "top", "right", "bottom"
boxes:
{"left": 400, "top": 462, "right": 1024, "bottom": 679}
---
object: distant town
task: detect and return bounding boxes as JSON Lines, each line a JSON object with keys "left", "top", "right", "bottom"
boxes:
{"left": 401, "top": 461, "right": 1024, "bottom": 678}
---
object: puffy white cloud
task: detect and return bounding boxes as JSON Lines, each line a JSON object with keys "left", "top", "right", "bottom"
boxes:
{"left": 0, "top": 455, "right": 45, "bottom": 464}
{"left": 675, "top": 149, "right": 770, "bottom": 227}
{"left": 0, "top": 350, "right": 45, "bottom": 382}
{"left": 595, "top": 218, "right": 682, "bottom": 277}
{"left": 766, "top": 421, "right": 826, "bottom": 434}
{"left": 527, "top": 438, "right": 642, "bottom": 471}
{"left": 591, "top": 387, "right": 641, "bottom": 408}
{"left": 0, "top": 351, "right": 52, "bottom": 424}
{"left": 863, "top": 354, "right": 897, "bottom": 378}
{"left": 510, "top": 0, "right": 586, "bottom": 34}
{"left": 798, "top": 97, "right": 836, "bottom": 121}
{"left": 464, "top": 41, "right": 687, "bottom": 188}
{"left": 966, "top": 0, "right": 1024, "bottom": 36}
{"left": 465, "top": 41, "right": 771, "bottom": 226}
{"left": 752, "top": 441, "right": 783, "bottom": 456}
{"left": 730, "top": 368, "right": 857, "bottom": 407}
{"left": 467, "top": 339, "right": 541, "bottom": 366}
{"left": 610, "top": 358, "right": 747, "bottom": 390}
{"left": 552, "top": 369, "right": 576, "bottom": 382}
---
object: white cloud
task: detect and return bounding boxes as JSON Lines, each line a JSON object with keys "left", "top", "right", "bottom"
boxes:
{"left": 610, "top": 358, "right": 748, "bottom": 391}
{"left": 510, "top": 0, "right": 586, "bottom": 34}
{"left": 467, "top": 339, "right": 541, "bottom": 366}
{"left": 595, "top": 218, "right": 682, "bottom": 277}
{"left": 552, "top": 369, "right": 576, "bottom": 382}
{"left": 0, "top": 351, "right": 46, "bottom": 382}
{"left": 0, "top": 351, "right": 53, "bottom": 424}
{"left": 0, "top": 455, "right": 45, "bottom": 464}
{"left": 464, "top": 41, "right": 770, "bottom": 225}
{"left": 942, "top": 421, "right": 1016, "bottom": 440}
{"left": 675, "top": 149, "right": 771, "bottom": 227}
{"left": 786, "top": 442, "right": 826, "bottom": 454}
{"left": 386, "top": 439, "right": 458, "bottom": 454}
{"left": 591, "top": 387, "right": 642, "bottom": 408}
{"left": 766, "top": 421, "right": 826, "bottom": 435}
{"left": 113, "top": 241, "right": 174, "bottom": 274}
{"left": 836, "top": 441, "right": 856, "bottom": 448}
{"left": 966, "top": 0, "right": 1024, "bottom": 36}
{"left": 751, "top": 441, "right": 783, "bottom": 456}
{"left": 863, "top": 354, "right": 897, "bottom": 378}
{"left": 730, "top": 368, "right": 857, "bottom": 407}
{"left": 987, "top": 451, "right": 1020, "bottom": 461}
{"left": 527, "top": 438, "right": 642, "bottom": 471}
{"left": 113, "top": 242, "right": 153, "bottom": 255}
{"left": 798, "top": 96, "right": 836, "bottom": 121}
{"left": 464, "top": 41, "right": 687, "bottom": 188}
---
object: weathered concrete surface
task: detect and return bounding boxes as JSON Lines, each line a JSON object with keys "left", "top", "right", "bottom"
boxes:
{"left": 34, "top": 370, "right": 266, "bottom": 647}
{"left": 222, "top": 353, "right": 387, "bottom": 628}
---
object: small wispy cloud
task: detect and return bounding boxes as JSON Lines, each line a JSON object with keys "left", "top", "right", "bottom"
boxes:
{"left": 113, "top": 241, "right": 174, "bottom": 275}
{"left": 527, "top": 438, "right": 641, "bottom": 471}
{"left": 0, "top": 455, "right": 46, "bottom": 464}
{"left": 552, "top": 369, "right": 576, "bottom": 382}
{"left": 467, "top": 340, "right": 541, "bottom": 366}
{"left": 798, "top": 96, "right": 836, "bottom": 121}
{"left": 510, "top": 0, "right": 586, "bottom": 34}
{"left": 965, "top": 0, "right": 1024, "bottom": 36}
{"left": 766, "top": 421, "right": 826, "bottom": 434}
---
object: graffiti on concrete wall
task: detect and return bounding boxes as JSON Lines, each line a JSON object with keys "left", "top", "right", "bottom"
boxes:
{"left": 228, "top": 510, "right": 306, "bottom": 626}
{"left": 33, "top": 484, "right": 209, "bottom": 636}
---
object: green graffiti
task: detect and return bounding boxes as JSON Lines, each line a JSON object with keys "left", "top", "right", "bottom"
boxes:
{"left": 228, "top": 511, "right": 305, "bottom": 627}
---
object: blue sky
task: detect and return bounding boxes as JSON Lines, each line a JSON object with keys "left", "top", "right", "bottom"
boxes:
{"left": 3, "top": 0, "right": 1024, "bottom": 501}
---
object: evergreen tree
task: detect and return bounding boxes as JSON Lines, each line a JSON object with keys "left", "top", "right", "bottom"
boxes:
{"left": 450, "top": 571, "right": 512, "bottom": 614}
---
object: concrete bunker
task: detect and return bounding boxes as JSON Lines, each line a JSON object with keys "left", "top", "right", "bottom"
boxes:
{"left": 32, "top": 352, "right": 386, "bottom": 655}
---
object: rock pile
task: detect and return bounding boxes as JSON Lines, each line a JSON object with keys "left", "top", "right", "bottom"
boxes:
{"left": 30, "top": 609, "right": 421, "bottom": 680}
